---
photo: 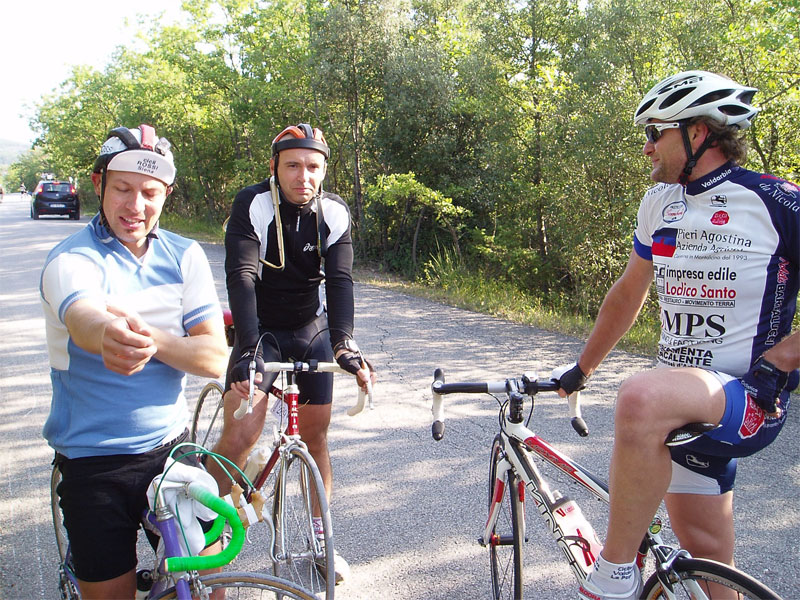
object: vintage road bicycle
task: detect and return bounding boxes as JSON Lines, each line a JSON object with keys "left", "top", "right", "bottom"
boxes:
{"left": 193, "top": 316, "right": 373, "bottom": 598}
{"left": 430, "top": 367, "right": 783, "bottom": 600}
{"left": 51, "top": 444, "right": 318, "bottom": 599}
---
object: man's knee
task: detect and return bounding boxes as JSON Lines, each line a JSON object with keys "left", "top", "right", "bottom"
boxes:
{"left": 219, "top": 391, "right": 267, "bottom": 452}
{"left": 615, "top": 374, "right": 660, "bottom": 429}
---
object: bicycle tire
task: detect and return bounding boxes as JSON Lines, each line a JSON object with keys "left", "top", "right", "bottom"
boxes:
{"left": 152, "top": 571, "right": 318, "bottom": 599}
{"left": 641, "top": 556, "right": 783, "bottom": 600}
{"left": 488, "top": 435, "right": 524, "bottom": 600}
{"left": 272, "top": 445, "right": 335, "bottom": 598}
{"left": 191, "top": 380, "right": 225, "bottom": 449}
{"left": 50, "top": 466, "right": 80, "bottom": 600}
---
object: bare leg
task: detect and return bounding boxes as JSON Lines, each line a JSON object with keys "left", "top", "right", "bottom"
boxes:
{"left": 602, "top": 368, "right": 727, "bottom": 564}
{"left": 666, "top": 491, "right": 737, "bottom": 599}
{"left": 297, "top": 402, "right": 333, "bottom": 515}
{"left": 207, "top": 389, "right": 269, "bottom": 495}
{"left": 78, "top": 569, "right": 135, "bottom": 600}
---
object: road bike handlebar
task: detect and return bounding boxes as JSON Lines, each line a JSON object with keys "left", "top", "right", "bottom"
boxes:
{"left": 163, "top": 482, "right": 245, "bottom": 573}
{"left": 430, "top": 368, "right": 718, "bottom": 447}
{"left": 234, "top": 360, "right": 374, "bottom": 420}
{"left": 430, "top": 367, "right": 588, "bottom": 441}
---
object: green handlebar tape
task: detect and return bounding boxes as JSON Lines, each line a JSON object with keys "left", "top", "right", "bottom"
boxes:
{"left": 165, "top": 483, "right": 245, "bottom": 572}
{"left": 204, "top": 514, "right": 226, "bottom": 546}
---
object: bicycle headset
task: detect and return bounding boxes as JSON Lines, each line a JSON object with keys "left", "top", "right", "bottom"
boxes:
{"left": 263, "top": 124, "right": 331, "bottom": 269}
{"left": 633, "top": 70, "right": 760, "bottom": 184}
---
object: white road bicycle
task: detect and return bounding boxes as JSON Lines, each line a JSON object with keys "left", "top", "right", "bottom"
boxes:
{"left": 430, "top": 367, "right": 783, "bottom": 600}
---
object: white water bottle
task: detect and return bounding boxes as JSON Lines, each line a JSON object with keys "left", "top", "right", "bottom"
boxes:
{"left": 243, "top": 446, "right": 269, "bottom": 482}
{"left": 551, "top": 494, "right": 603, "bottom": 575}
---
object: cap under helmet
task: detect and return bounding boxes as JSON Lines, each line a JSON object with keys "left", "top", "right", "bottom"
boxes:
{"left": 271, "top": 124, "right": 329, "bottom": 159}
{"left": 93, "top": 124, "right": 176, "bottom": 185}
{"left": 634, "top": 71, "right": 759, "bottom": 130}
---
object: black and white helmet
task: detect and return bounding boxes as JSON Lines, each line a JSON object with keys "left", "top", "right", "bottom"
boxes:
{"left": 634, "top": 71, "right": 759, "bottom": 130}
{"left": 93, "top": 124, "right": 176, "bottom": 185}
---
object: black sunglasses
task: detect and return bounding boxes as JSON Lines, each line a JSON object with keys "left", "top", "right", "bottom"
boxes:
{"left": 644, "top": 122, "right": 682, "bottom": 144}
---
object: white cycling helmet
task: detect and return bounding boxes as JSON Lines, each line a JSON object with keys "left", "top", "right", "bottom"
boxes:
{"left": 634, "top": 70, "right": 759, "bottom": 130}
{"left": 93, "top": 124, "right": 176, "bottom": 185}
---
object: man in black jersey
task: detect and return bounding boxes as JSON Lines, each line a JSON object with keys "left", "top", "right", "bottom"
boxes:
{"left": 213, "top": 123, "right": 374, "bottom": 583}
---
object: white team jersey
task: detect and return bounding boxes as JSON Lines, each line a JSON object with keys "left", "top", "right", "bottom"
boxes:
{"left": 633, "top": 163, "right": 799, "bottom": 378}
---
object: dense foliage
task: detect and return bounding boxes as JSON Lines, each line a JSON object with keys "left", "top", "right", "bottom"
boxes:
{"left": 11, "top": 0, "right": 800, "bottom": 318}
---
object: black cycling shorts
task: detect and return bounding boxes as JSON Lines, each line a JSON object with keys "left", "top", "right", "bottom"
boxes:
{"left": 226, "top": 314, "right": 334, "bottom": 405}
{"left": 55, "top": 429, "right": 194, "bottom": 582}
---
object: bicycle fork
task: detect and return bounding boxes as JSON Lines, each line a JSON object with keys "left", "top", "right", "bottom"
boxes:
{"left": 481, "top": 451, "right": 526, "bottom": 548}
{"left": 487, "top": 440, "right": 604, "bottom": 583}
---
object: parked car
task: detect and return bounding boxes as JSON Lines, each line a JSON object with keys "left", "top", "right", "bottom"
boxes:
{"left": 31, "top": 180, "right": 80, "bottom": 220}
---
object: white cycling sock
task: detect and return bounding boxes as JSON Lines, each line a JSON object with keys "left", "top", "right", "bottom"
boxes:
{"left": 589, "top": 555, "right": 638, "bottom": 594}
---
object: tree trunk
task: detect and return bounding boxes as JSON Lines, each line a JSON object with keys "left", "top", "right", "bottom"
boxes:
{"left": 412, "top": 207, "right": 425, "bottom": 274}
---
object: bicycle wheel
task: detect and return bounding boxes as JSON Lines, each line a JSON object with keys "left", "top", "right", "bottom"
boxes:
{"left": 272, "top": 445, "right": 335, "bottom": 598}
{"left": 641, "top": 557, "right": 783, "bottom": 599}
{"left": 153, "top": 571, "right": 318, "bottom": 599}
{"left": 50, "top": 466, "right": 80, "bottom": 600}
{"left": 191, "top": 380, "right": 225, "bottom": 449}
{"left": 488, "top": 436, "right": 524, "bottom": 600}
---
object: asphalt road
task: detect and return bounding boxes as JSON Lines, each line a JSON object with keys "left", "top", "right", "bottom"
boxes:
{"left": 1, "top": 193, "right": 797, "bottom": 599}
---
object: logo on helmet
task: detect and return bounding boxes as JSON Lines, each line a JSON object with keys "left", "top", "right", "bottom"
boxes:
{"left": 661, "top": 74, "right": 703, "bottom": 94}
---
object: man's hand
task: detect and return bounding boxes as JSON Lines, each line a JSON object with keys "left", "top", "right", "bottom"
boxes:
{"left": 101, "top": 304, "right": 156, "bottom": 375}
{"left": 557, "top": 362, "right": 589, "bottom": 397}
{"left": 741, "top": 356, "right": 788, "bottom": 415}
{"left": 334, "top": 339, "right": 377, "bottom": 392}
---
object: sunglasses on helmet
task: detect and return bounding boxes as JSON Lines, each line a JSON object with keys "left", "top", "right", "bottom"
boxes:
{"left": 644, "top": 122, "right": 682, "bottom": 144}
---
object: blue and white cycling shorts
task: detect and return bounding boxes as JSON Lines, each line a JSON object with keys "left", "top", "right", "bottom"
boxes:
{"left": 668, "top": 371, "right": 790, "bottom": 495}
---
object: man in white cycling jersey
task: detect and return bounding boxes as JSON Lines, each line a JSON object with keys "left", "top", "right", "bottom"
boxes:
{"left": 41, "top": 124, "right": 228, "bottom": 599}
{"left": 557, "top": 71, "right": 800, "bottom": 600}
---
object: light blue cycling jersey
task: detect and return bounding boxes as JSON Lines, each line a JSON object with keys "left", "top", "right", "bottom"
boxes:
{"left": 40, "top": 214, "right": 222, "bottom": 459}
{"left": 633, "top": 162, "right": 799, "bottom": 384}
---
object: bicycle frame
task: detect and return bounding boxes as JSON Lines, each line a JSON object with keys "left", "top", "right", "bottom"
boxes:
{"left": 242, "top": 372, "right": 324, "bottom": 568}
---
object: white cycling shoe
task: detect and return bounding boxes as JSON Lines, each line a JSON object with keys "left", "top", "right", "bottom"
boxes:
{"left": 578, "top": 571, "right": 642, "bottom": 600}
{"left": 316, "top": 548, "right": 350, "bottom": 585}
{"left": 332, "top": 549, "right": 350, "bottom": 584}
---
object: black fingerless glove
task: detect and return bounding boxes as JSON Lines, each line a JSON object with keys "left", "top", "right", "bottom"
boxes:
{"left": 230, "top": 349, "right": 265, "bottom": 385}
{"left": 333, "top": 339, "right": 374, "bottom": 376}
{"left": 741, "top": 356, "right": 788, "bottom": 414}
{"left": 559, "top": 362, "right": 589, "bottom": 395}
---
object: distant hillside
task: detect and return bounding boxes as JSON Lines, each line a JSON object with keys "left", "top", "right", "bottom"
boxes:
{"left": 0, "top": 139, "right": 31, "bottom": 166}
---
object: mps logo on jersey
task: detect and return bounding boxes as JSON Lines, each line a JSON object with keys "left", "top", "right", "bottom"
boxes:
{"left": 652, "top": 228, "right": 678, "bottom": 258}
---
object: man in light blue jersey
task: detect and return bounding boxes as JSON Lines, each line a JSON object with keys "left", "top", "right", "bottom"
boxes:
{"left": 558, "top": 72, "right": 800, "bottom": 600}
{"left": 41, "top": 124, "right": 229, "bottom": 599}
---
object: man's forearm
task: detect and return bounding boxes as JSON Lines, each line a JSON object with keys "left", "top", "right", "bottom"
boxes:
{"left": 763, "top": 330, "right": 800, "bottom": 373}
{"left": 152, "top": 326, "right": 228, "bottom": 379}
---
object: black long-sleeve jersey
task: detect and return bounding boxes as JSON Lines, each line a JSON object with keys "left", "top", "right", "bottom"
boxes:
{"left": 225, "top": 179, "right": 355, "bottom": 353}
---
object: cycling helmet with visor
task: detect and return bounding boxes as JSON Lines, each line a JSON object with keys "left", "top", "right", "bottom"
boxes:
{"left": 92, "top": 124, "right": 176, "bottom": 231}
{"left": 634, "top": 71, "right": 759, "bottom": 184}
{"left": 93, "top": 124, "right": 176, "bottom": 186}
